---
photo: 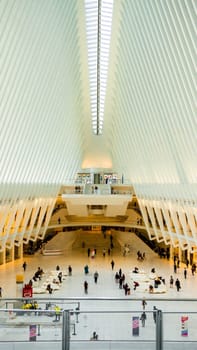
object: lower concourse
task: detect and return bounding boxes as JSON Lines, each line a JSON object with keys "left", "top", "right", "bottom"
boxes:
{"left": 0, "top": 231, "right": 197, "bottom": 350}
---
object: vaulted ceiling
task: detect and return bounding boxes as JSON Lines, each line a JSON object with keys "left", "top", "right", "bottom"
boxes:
{"left": 0, "top": 0, "right": 196, "bottom": 203}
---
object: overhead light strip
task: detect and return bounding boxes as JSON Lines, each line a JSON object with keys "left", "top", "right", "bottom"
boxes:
{"left": 97, "top": 0, "right": 101, "bottom": 135}
{"left": 85, "top": 0, "right": 114, "bottom": 135}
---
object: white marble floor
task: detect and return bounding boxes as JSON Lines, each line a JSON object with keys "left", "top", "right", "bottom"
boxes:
{"left": 0, "top": 242, "right": 197, "bottom": 350}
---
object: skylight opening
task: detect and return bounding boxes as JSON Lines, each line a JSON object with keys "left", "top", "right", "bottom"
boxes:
{"left": 85, "top": 0, "right": 114, "bottom": 135}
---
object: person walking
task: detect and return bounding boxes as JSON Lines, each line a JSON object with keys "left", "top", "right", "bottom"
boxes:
{"left": 119, "top": 276, "right": 123, "bottom": 289}
{"left": 174, "top": 263, "right": 177, "bottom": 273}
{"left": 58, "top": 271, "right": 62, "bottom": 283}
{"left": 22, "top": 261, "right": 27, "bottom": 272}
{"left": 140, "top": 311, "right": 147, "bottom": 327}
{"left": 123, "top": 283, "right": 129, "bottom": 295}
{"left": 91, "top": 249, "right": 95, "bottom": 259}
{"left": 84, "top": 265, "right": 89, "bottom": 274}
{"left": 111, "top": 260, "right": 115, "bottom": 270}
{"left": 84, "top": 281, "right": 88, "bottom": 294}
{"left": 177, "top": 259, "right": 180, "bottom": 268}
{"left": 175, "top": 278, "right": 181, "bottom": 291}
{"left": 54, "top": 305, "right": 61, "bottom": 321}
{"left": 142, "top": 298, "right": 147, "bottom": 310}
{"left": 68, "top": 265, "right": 72, "bottom": 276}
{"left": 170, "top": 275, "right": 174, "bottom": 288}
{"left": 191, "top": 264, "right": 196, "bottom": 275}
{"left": 184, "top": 268, "right": 187, "bottom": 279}
{"left": 153, "top": 306, "right": 157, "bottom": 323}
{"left": 94, "top": 271, "right": 99, "bottom": 283}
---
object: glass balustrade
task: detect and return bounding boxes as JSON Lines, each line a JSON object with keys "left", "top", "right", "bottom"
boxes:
{"left": 0, "top": 298, "right": 196, "bottom": 350}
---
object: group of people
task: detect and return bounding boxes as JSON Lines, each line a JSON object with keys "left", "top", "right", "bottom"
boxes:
{"left": 169, "top": 275, "right": 181, "bottom": 291}
{"left": 139, "top": 298, "right": 147, "bottom": 327}
{"left": 83, "top": 253, "right": 194, "bottom": 297}
{"left": 83, "top": 260, "right": 117, "bottom": 294}
{"left": 157, "top": 247, "right": 170, "bottom": 259}
{"left": 83, "top": 269, "right": 99, "bottom": 294}
{"left": 21, "top": 241, "right": 196, "bottom": 307}
{"left": 47, "top": 265, "right": 73, "bottom": 294}
{"left": 46, "top": 267, "right": 63, "bottom": 294}
{"left": 170, "top": 257, "right": 197, "bottom": 292}
{"left": 87, "top": 246, "right": 113, "bottom": 259}
{"left": 115, "top": 268, "right": 131, "bottom": 295}
{"left": 22, "top": 300, "right": 38, "bottom": 312}
{"left": 173, "top": 256, "right": 196, "bottom": 276}
{"left": 86, "top": 233, "right": 114, "bottom": 260}
{"left": 87, "top": 248, "right": 96, "bottom": 258}
{"left": 140, "top": 302, "right": 161, "bottom": 327}
{"left": 26, "top": 264, "right": 73, "bottom": 295}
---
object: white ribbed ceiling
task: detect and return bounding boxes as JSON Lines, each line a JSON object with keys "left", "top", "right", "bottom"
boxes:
{"left": 106, "top": 0, "right": 197, "bottom": 201}
{"left": 0, "top": 0, "right": 87, "bottom": 196}
{"left": 0, "top": 0, "right": 196, "bottom": 202}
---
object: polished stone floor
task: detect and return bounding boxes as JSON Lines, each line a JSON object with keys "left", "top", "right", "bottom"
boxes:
{"left": 0, "top": 236, "right": 197, "bottom": 350}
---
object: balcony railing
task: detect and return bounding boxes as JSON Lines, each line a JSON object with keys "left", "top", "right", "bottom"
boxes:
{"left": 0, "top": 297, "right": 196, "bottom": 350}
{"left": 61, "top": 184, "right": 133, "bottom": 196}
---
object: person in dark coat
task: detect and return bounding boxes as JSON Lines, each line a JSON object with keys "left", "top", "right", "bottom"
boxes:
{"left": 58, "top": 272, "right": 62, "bottom": 283}
{"left": 175, "top": 278, "right": 181, "bottom": 291}
{"left": 68, "top": 265, "right": 72, "bottom": 276}
{"left": 22, "top": 262, "right": 27, "bottom": 271}
{"left": 153, "top": 306, "right": 157, "bottom": 323}
{"left": 94, "top": 271, "right": 99, "bottom": 283}
{"left": 84, "top": 281, "right": 88, "bottom": 294}
{"left": 111, "top": 260, "right": 115, "bottom": 270}
{"left": 140, "top": 311, "right": 147, "bottom": 327}
{"left": 84, "top": 265, "right": 89, "bottom": 274}
{"left": 170, "top": 275, "right": 174, "bottom": 288}
{"left": 142, "top": 298, "right": 147, "bottom": 310}
{"left": 119, "top": 276, "right": 123, "bottom": 289}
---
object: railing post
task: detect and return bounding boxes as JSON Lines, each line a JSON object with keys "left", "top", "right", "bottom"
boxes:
{"left": 62, "top": 310, "right": 70, "bottom": 350}
{"left": 156, "top": 309, "right": 163, "bottom": 350}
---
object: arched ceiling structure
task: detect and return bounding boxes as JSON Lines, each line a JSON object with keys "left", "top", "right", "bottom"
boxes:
{"left": 107, "top": 0, "right": 196, "bottom": 203}
{"left": 1, "top": 0, "right": 196, "bottom": 201}
{"left": 0, "top": 0, "right": 196, "bottom": 254}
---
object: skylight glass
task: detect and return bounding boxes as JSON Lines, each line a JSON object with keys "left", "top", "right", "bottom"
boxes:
{"left": 85, "top": 0, "right": 114, "bottom": 135}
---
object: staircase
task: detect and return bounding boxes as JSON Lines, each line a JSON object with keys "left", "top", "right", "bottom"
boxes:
{"left": 112, "top": 230, "right": 157, "bottom": 257}
{"left": 43, "top": 230, "right": 79, "bottom": 251}
{"left": 72, "top": 231, "right": 121, "bottom": 252}
{"left": 42, "top": 229, "right": 121, "bottom": 254}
